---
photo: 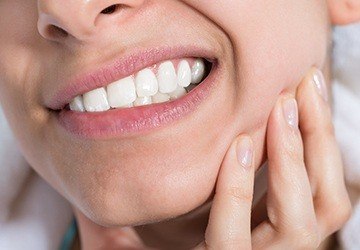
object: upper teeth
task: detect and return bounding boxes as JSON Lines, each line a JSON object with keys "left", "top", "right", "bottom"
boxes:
{"left": 69, "top": 58, "right": 206, "bottom": 112}
{"left": 191, "top": 59, "right": 206, "bottom": 84}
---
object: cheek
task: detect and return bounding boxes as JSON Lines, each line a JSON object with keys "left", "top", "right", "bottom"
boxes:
{"left": 231, "top": 1, "right": 328, "bottom": 125}
{"left": 187, "top": 0, "right": 329, "bottom": 165}
{"left": 0, "top": 0, "right": 52, "bottom": 165}
{"left": 187, "top": 0, "right": 328, "bottom": 93}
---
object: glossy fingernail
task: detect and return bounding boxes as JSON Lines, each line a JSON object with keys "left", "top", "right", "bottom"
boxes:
{"left": 282, "top": 98, "right": 299, "bottom": 129}
{"left": 236, "top": 136, "right": 253, "bottom": 169}
{"left": 312, "top": 69, "right": 328, "bottom": 102}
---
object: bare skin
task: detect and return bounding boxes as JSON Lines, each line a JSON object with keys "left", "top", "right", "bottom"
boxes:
{"left": 0, "top": 0, "right": 359, "bottom": 249}
{"left": 72, "top": 69, "right": 351, "bottom": 249}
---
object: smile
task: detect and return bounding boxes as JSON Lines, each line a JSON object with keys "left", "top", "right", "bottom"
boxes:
{"left": 68, "top": 58, "right": 210, "bottom": 112}
{"left": 49, "top": 47, "right": 219, "bottom": 139}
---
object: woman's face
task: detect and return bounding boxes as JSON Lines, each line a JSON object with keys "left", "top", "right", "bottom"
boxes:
{"left": 0, "top": 0, "right": 329, "bottom": 226}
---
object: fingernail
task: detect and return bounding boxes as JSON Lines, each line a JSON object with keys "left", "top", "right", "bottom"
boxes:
{"left": 236, "top": 136, "right": 253, "bottom": 169}
{"left": 312, "top": 69, "right": 328, "bottom": 102}
{"left": 282, "top": 98, "right": 299, "bottom": 128}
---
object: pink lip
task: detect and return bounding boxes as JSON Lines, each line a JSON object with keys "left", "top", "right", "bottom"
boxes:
{"left": 46, "top": 46, "right": 216, "bottom": 111}
{"left": 56, "top": 62, "right": 219, "bottom": 139}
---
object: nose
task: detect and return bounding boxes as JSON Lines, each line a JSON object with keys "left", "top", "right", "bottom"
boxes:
{"left": 37, "top": 0, "right": 145, "bottom": 42}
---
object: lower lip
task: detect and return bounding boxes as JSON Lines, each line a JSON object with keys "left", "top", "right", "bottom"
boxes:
{"left": 55, "top": 64, "right": 219, "bottom": 139}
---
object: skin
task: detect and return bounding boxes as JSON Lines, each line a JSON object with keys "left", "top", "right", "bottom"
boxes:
{"left": 0, "top": 0, "right": 359, "bottom": 249}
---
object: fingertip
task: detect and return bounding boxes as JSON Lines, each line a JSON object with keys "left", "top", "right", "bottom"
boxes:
{"left": 297, "top": 67, "right": 328, "bottom": 108}
{"left": 217, "top": 135, "right": 255, "bottom": 190}
{"left": 236, "top": 135, "right": 254, "bottom": 170}
{"left": 312, "top": 68, "right": 328, "bottom": 102}
{"left": 281, "top": 97, "right": 299, "bottom": 129}
{"left": 267, "top": 95, "right": 300, "bottom": 145}
{"left": 296, "top": 68, "right": 333, "bottom": 135}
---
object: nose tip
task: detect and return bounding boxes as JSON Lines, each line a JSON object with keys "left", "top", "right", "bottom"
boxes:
{"left": 37, "top": 0, "right": 144, "bottom": 43}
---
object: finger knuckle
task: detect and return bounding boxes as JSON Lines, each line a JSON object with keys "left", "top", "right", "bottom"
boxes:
{"left": 286, "top": 222, "right": 319, "bottom": 249}
{"left": 300, "top": 234, "right": 320, "bottom": 249}
{"left": 223, "top": 186, "right": 253, "bottom": 204}
{"left": 283, "top": 143, "right": 303, "bottom": 164}
{"left": 324, "top": 198, "right": 352, "bottom": 232}
{"left": 290, "top": 227, "right": 320, "bottom": 249}
{"left": 208, "top": 239, "right": 250, "bottom": 250}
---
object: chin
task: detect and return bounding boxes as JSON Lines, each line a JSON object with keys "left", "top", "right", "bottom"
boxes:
{"left": 71, "top": 156, "right": 224, "bottom": 227}
{"left": 70, "top": 119, "right": 267, "bottom": 227}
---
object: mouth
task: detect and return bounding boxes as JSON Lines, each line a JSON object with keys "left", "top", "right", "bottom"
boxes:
{"left": 66, "top": 57, "right": 212, "bottom": 112}
{"left": 50, "top": 47, "right": 218, "bottom": 139}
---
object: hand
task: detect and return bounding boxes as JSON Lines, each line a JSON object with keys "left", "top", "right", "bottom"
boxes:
{"left": 195, "top": 68, "right": 352, "bottom": 249}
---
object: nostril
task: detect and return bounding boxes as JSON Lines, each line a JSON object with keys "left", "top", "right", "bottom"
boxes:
{"left": 100, "top": 4, "right": 121, "bottom": 15}
{"left": 47, "top": 25, "right": 69, "bottom": 39}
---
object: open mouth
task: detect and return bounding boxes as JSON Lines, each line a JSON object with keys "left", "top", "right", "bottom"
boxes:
{"left": 50, "top": 47, "right": 219, "bottom": 139}
{"left": 65, "top": 58, "right": 212, "bottom": 112}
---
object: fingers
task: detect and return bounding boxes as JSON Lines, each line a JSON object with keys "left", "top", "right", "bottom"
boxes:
{"left": 251, "top": 68, "right": 351, "bottom": 249}
{"left": 201, "top": 68, "right": 351, "bottom": 250}
{"left": 296, "top": 68, "right": 352, "bottom": 239}
{"left": 252, "top": 96, "right": 319, "bottom": 249}
{"left": 204, "top": 135, "right": 255, "bottom": 250}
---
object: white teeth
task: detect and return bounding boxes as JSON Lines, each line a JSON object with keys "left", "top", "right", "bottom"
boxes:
{"left": 134, "top": 96, "right": 152, "bottom": 107}
{"left": 191, "top": 59, "right": 205, "bottom": 84}
{"left": 157, "top": 61, "right": 178, "bottom": 94}
{"left": 123, "top": 103, "right": 134, "bottom": 108}
{"left": 83, "top": 87, "right": 110, "bottom": 112}
{"left": 69, "top": 96, "right": 85, "bottom": 112}
{"left": 135, "top": 69, "right": 158, "bottom": 97}
{"left": 107, "top": 76, "right": 137, "bottom": 108}
{"left": 169, "top": 86, "right": 187, "bottom": 100}
{"left": 152, "top": 92, "right": 170, "bottom": 104}
{"left": 71, "top": 58, "right": 208, "bottom": 112}
{"left": 177, "top": 60, "right": 192, "bottom": 88}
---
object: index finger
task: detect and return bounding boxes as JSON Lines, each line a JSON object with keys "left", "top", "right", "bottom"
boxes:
{"left": 204, "top": 135, "right": 255, "bottom": 249}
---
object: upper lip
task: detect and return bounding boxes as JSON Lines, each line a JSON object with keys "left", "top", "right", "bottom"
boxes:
{"left": 45, "top": 46, "right": 217, "bottom": 111}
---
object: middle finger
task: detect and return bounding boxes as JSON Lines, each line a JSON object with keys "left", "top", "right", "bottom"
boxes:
{"left": 252, "top": 96, "right": 318, "bottom": 249}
